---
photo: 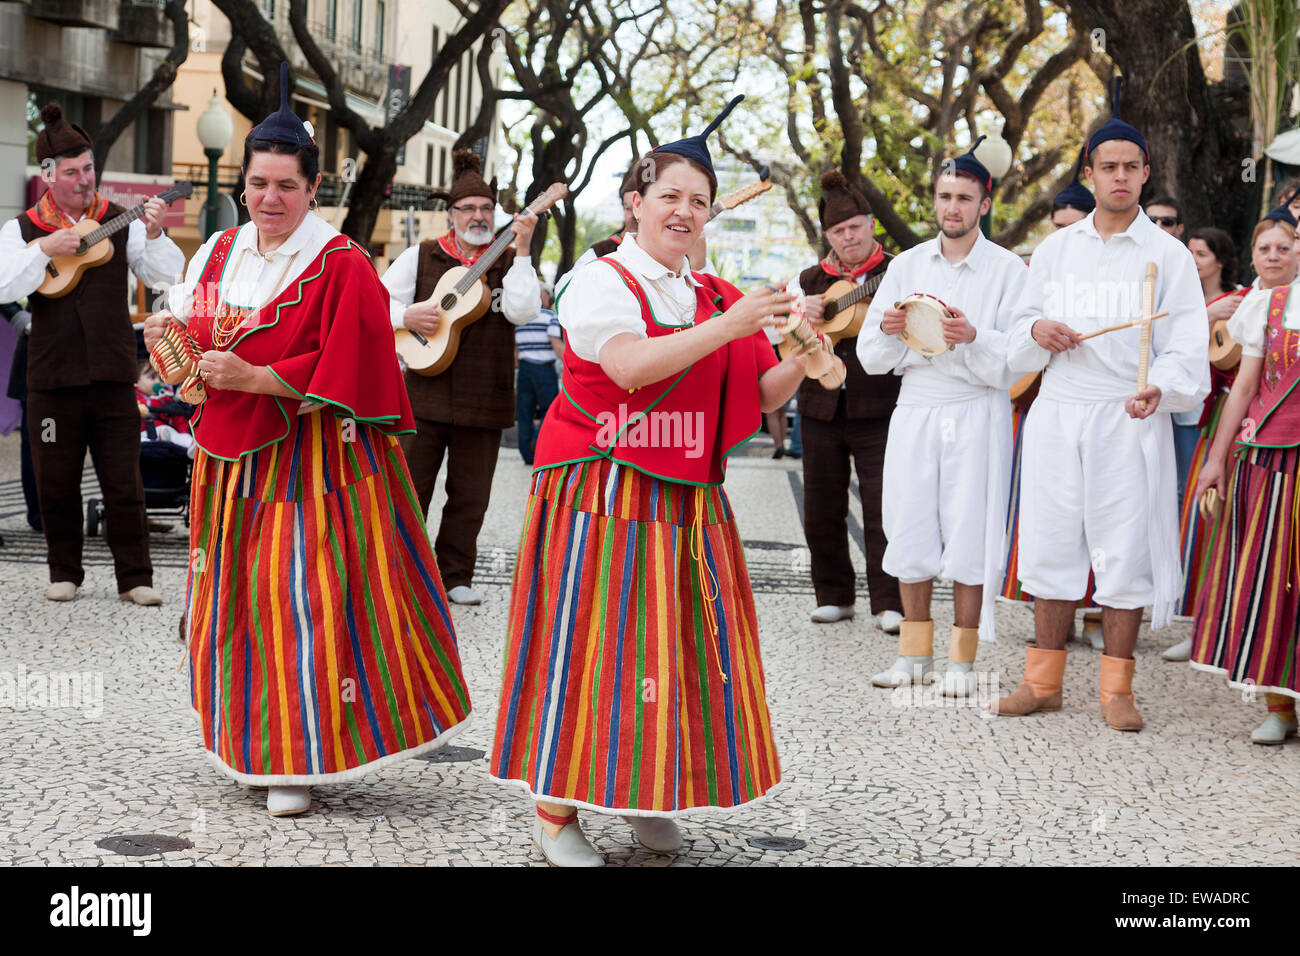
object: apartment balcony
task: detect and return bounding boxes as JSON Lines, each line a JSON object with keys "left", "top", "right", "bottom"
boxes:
{"left": 28, "top": 0, "right": 119, "bottom": 30}
{"left": 287, "top": 21, "right": 388, "bottom": 102}
{"left": 111, "top": 0, "right": 172, "bottom": 49}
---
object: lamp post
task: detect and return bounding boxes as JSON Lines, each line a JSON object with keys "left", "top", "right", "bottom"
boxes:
{"left": 195, "top": 92, "right": 233, "bottom": 240}
{"left": 974, "top": 129, "right": 1013, "bottom": 238}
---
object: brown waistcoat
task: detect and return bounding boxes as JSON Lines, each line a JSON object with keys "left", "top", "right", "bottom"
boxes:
{"left": 403, "top": 239, "right": 519, "bottom": 429}
{"left": 17, "top": 203, "right": 136, "bottom": 390}
{"left": 796, "top": 254, "right": 901, "bottom": 421}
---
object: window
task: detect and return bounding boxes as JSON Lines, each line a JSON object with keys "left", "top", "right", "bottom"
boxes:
{"left": 375, "top": 1, "right": 385, "bottom": 57}
{"left": 464, "top": 48, "right": 473, "bottom": 127}
{"left": 431, "top": 26, "right": 440, "bottom": 60}
{"left": 439, "top": 148, "right": 447, "bottom": 187}
{"left": 452, "top": 60, "right": 461, "bottom": 131}
{"left": 352, "top": 0, "right": 363, "bottom": 51}
{"left": 326, "top": 0, "right": 337, "bottom": 40}
{"left": 424, "top": 144, "right": 433, "bottom": 186}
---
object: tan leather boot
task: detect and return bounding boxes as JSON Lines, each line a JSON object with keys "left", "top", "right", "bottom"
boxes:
{"left": 1099, "top": 654, "right": 1143, "bottom": 731}
{"left": 993, "top": 646, "right": 1066, "bottom": 716}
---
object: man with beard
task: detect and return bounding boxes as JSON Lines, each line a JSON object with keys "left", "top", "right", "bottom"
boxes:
{"left": 857, "top": 139, "right": 1027, "bottom": 694}
{"left": 0, "top": 104, "right": 181, "bottom": 605}
{"left": 382, "top": 150, "right": 540, "bottom": 605}
{"left": 995, "top": 82, "right": 1208, "bottom": 730}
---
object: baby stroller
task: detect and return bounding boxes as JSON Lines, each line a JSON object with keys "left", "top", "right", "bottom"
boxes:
{"left": 85, "top": 409, "right": 194, "bottom": 537}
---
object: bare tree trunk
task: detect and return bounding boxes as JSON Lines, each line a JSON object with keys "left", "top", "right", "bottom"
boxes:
{"left": 93, "top": 0, "right": 190, "bottom": 179}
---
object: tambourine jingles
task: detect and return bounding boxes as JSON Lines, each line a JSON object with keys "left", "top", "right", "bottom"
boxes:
{"left": 775, "top": 304, "right": 846, "bottom": 390}
{"left": 897, "top": 293, "right": 956, "bottom": 358}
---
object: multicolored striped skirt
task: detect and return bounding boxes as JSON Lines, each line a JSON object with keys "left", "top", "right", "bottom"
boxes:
{"left": 1191, "top": 445, "right": 1300, "bottom": 701}
{"left": 1176, "top": 393, "right": 1229, "bottom": 615}
{"left": 490, "top": 459, "right": 782, "bottom": 817}
{"left": 186, "top": 409, "right": 473, "bottom": 784}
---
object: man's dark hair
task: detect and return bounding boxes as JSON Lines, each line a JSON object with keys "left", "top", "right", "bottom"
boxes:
{"left": 935, "top": 168, "right": 990, "bottom": 202}
{"left": 1146, "top": 195, "right": 1182, "bottom": 221}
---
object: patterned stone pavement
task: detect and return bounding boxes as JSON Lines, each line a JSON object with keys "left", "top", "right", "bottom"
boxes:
{"left": 1, "top": 429, "right": 1297, "bottom": 867}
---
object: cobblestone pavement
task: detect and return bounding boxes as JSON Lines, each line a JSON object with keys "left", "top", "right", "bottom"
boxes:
{"left": 1, "top": 430, "right": 1297, "bottom": 867}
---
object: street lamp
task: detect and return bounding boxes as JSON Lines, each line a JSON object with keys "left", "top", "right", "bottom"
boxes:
{"left": 196, "top": 91, "right": 233, "bottom": 240}
{"left": 974, "top": 129, "right": 1014, "bottom": 238}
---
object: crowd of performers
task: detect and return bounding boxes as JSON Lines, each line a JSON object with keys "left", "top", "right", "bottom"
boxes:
{"left": 7, "top": 63, "right": 1300, "bottom": 866}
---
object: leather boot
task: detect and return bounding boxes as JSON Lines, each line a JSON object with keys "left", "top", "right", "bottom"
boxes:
{"left": 993, "top": 646, "right": 1066, "bottom": 716}
{"left": 940, "top": 625, "right": 980, "bottom": 697}
{"left": 1099, "top": 653, "right": 1143, "bottom": 731}
{"left": 871, "top": 620, "right": 934, "bottom": 688}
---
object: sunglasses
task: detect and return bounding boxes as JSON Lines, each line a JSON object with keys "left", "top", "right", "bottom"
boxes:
{"left": 1149, "top": 215, "right": 1180, "bottom": 228}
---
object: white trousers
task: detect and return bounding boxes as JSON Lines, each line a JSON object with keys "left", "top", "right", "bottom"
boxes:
{"left": 883, "top": 399, "right": 994, "bottom": 586}
{"left": 1018, "top": 398, "right": 1179, "bottom": 612}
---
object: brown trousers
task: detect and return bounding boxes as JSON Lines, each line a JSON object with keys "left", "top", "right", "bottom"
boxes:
{"left": 26, "top": 382, "right": 152, "bottom": 591}
{"left": 800, "top": 403, "right": 900, "bottom": 613}
{"left": 400, "top": 417, "right": 501, "bottom": 590}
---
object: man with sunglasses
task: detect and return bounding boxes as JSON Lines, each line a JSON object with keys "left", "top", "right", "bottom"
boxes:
{"left": 1145, "top": 196, "right": 1184, "bottom": 241}
{"left": 382, "top": 149, "right": 540, "bottom": 606}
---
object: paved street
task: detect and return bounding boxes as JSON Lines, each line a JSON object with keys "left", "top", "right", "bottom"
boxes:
{"left": 2, "top": 427, "right": 1297, "bottom": 867}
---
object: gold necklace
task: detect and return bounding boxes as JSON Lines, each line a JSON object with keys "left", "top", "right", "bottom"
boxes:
{"left": 648, "top": 272, "right": 696, "bottom": 326}
{"left": 210, "top": 246, "right": 300, "bottom": 349}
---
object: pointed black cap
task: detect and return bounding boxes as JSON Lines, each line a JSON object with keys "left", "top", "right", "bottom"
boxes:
{"left": 248, "top": 63, "right": 314, "bottom": 147}
{"left": 652, "top": 95, "right": 744, "bottom": 181}
{"left": 1263, "top": 184, "right": 1300, "bottom": 227}
{"left": 947, "top": 134, "right": 993, "bottom": 192}
{"left": 1053, "top": 148, "right": 1095, "bottom": 212}
{"left": 1086, "top": 76, "right": 1148, "bottom": 159}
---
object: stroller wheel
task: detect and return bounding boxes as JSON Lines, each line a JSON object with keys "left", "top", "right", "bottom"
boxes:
{"left": 85, "top": 499, "right": 102, "bottom": 537}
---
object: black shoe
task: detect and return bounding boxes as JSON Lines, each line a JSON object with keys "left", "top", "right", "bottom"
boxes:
{"left": 787, "top": 450, "right": 801, "bottom": 459}
{"left": 771, "top": 447, "right": 785, "bottom": 459}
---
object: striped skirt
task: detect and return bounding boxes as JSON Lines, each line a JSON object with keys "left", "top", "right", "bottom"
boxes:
{"left": 1191, "top": 445, "right": 1300, "bottom": 701}
{"left": 1176, "top": 393, "right": 1229, "bottom": 615}
{"left": 186, "top": 410, "right": 472, "bottom": 784}
{"left": 490, "top": 459, "right": 782, "bottom": 817}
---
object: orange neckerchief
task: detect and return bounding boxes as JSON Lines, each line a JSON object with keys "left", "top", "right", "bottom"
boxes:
{"left": 821, "top": 242, "right": 885, "bottom": 280}
{"left": 27, "top": 190, "right": 110, "bottom": 233}
{"left": 436, "top": 230, "right": 490, "bottom": 267}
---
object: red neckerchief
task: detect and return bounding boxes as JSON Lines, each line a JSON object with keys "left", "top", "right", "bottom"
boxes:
{"left": 610, "top": 232, "right": 624, "bottom": 245}
{"left": 26, "top": 190, "right": 110, "bottom": 233}
{"left": 437, "top": 230, "right": 487, "bottom": 267}
{"left": 821, "top": 243, "right": 885, "bottom": 280}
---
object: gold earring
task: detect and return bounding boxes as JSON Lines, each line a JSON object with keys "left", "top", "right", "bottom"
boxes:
{"left": 309, "top": 197, "right": 318, "bottom": 210}
{"left": 239, "top": 191, "right": 248, "bottom": 206}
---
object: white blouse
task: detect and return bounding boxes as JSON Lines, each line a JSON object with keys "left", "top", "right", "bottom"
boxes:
{"left": 1227, "top": 278, "right": 1300, "bottom": 359}
{"left": 556, "top": 234, "right": 701, "bottom": 363}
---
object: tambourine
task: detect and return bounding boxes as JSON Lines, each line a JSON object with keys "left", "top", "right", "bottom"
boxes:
{"left": 149, "top": 317, "right": 208, "bottom": 406}
{"left": 776, "top": 301, "right": 846, "bottom": 390}
{"left": 1198, "top": 486, "right": 1223, "bottom": 522}
{"left": 897, "top": 293, "right": 955, "bottom": 358}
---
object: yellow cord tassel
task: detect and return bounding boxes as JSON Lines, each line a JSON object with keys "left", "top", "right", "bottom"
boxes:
{"left": 690, "top": 486, "right": 727, "bottom": 684}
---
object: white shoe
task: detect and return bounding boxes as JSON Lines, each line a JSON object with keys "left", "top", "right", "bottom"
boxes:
{"left": 876, "top": 610, "right": 903, "bottom": 634}
{"left": 1082, "top": 615, "right": 1104, "bottom": 650}
{"left": 266, "top": 786, "right": 311, "bottom": 816}
{"left": 533, "top": 815, "right": 604, "bottom": 867}
{"left": 45, "top": 582, "right": 77, "bottom": 602}
{"left": 621, "top": 815, "right": 683, "bottom": 854}
{"left": 447, "top": 585, "right": 482, "bottom": 606}
{"left": 940, "top": 662, "right": 977, "bottom": 697}
{"left": 871, "top": 655, "right": 934, "bottom": 688}
{"left": 811, "top": 604, "right": 854, "bottom": 623}
{"left": 1250, "top": 711, "right": 1298, "bottom": 745}
{"left": 1161, "top": 637, "right": 1192, "bottom": 662}
{"left": 120, "top": 585, "right": 163, "bottom": 606}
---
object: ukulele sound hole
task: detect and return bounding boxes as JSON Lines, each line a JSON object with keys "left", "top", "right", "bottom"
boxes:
{"left": 440, "top": 294, "right": 457, "bottom": 311}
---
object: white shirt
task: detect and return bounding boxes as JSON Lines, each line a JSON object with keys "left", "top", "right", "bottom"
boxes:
{"left": 557, "top": 234, "right": 702, "bottom": 363}
{"left": 1006, "top": 209, "right": 1209, "bottom": 413}
{"left": 382, "top": 241, "right": 539, "bottom": 329}
{"left": 0, "top": 215, "right": 184, "bottom": 304}
{"left": 167, "top": 213, "right": 339, "bottom": 321}
{"left": 856, "top": 230, "right": 1027, "bottom": 404}
{"left": 556, "top": 236, "right": 716, "bottom": 305}
{"left": 1227, "top": 278, "right": 1300, "bottom": 359}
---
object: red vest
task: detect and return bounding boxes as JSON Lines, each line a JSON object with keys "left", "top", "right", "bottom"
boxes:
{"left": 535, "top": 259, "right": 775, "bottom": 486}
{"left": 1241, "top": 284, "right": 1300, "bottom": 449}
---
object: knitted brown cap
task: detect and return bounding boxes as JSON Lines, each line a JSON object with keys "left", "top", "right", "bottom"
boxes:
{"left": 35, "top": 103, "right": 93, "bottom": 164}
{"left": 446, "top": 149, "right": 495, "bottom": 204}
{"left": 818, "top": 169, "right": 872, "bottom": 229}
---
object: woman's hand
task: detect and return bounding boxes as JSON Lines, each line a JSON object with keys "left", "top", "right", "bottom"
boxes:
{"left": 1206, "top": 295, "right": 1241, "bottom": 325}
{"left": 143, "top": 310, "right": 172, "bottom": 351}
{"left": 197, "top": 349, "right": 259, "bottom": 392}
{"left": 720, "top": 286, "right": 794, "bottom": 342}
{"left": 1193, "top": 455, "right": 1226, "bottom": 505}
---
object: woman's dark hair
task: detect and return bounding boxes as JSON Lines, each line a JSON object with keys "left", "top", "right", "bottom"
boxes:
{"left": 635, "top": 151, "right": 716, "bottom": 202}
{"left": 1187, "top": 226, "right": 1237, "bottom": 293}
{"left": 242, "top": 137, "right": 320, "bottom": 181}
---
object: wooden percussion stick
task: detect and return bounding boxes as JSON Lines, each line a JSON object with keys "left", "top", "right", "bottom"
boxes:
{"left": 1136, "top": 261, "right": 1157, "bottom": 411}
{"left": 1076, "top": 311, "right": 1169, "bottom": 340}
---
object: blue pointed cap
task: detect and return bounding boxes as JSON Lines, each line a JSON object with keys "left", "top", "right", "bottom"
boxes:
{"left": 1086, "top": 76, "right": 1148, "bottom": 159}
{"left": 248, "top": 63, "right": 314, "bottom": 147}
{"left": 1263, "top": 184, "right": 1300, "bottom": 227}
{"left": 948, "top": 134, "right": 992, "bottom": 192}
{"left": 1053, "top": 148, "right": 1095, "bottom": 212}
{"left": 651, "top": 95, "right": 744, "bottom": 189}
